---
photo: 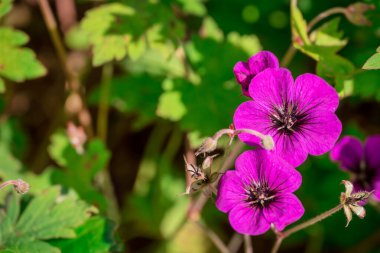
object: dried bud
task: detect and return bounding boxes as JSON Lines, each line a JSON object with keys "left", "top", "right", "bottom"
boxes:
{"left": 261, "top": 135, "right": 275, "bottom": 150}
{"left": 13, "top": 179, "right": 30, "bottom": 194}
{"left": 345, "top": 3, "right": 375, "bottom": 26}
{"left": 195, "top": 137, "right": 217, "bottom": 156}
{"left": 340, "top": 180, "right": 372, "bottom": 227}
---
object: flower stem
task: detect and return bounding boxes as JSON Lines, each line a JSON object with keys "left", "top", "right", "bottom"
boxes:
{"left": 195, "top": 220, "right": 230, "bottom": 253}
{"left": 38, "top": 0, "right": 70, "bottom": 81}
{"left": 97, "top": 63, "right": 113, "bottom": 142}
{"left": 244, "top": 234, "right": 253, "bottom": 253}
{"left": 0, "top": 179, "right": 29, "bottom": 194}
{"left": 306, "top": 7, "right": 346, "bottom": 32}
{"left": 271, "top": 204, "right": 343, "bottom": 253}
{"left": 270, "top": 238, "right": 283, "bottom": 253}
{"left": 228, "top": 233, "right": 243, "bottom": 253}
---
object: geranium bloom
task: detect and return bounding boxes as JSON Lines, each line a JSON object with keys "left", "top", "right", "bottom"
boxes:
{"left": 331, "top": 136, "right": 380, "bottom": 201}
{"left": 233, "top": 51, "right": 279, "bottom": 97}
{"left": 216, "top": 149, "right": 304, "bottom": 235}
{"left": 233, "top": 68, "right": 342, "bottom": 167}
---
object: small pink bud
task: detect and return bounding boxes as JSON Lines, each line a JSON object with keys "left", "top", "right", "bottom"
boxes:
{"left": 67, "top": 121, "right": 87, "bottom": 154}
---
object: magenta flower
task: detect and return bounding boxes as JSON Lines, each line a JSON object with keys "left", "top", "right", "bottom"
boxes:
{"left": 331, "top": 136, "right": 380, "bottom": 201}
{"left": 233, "top": 51, "right": 279, "bottom": 97}
{"left": 216, "top": 149, "right": 304, "bottom": 235}
{"left": 233, "top": 68, "right": 342, "bottom": 167}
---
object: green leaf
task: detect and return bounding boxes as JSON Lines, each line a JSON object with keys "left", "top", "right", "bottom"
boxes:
{"left": 156, "top": 91, "right": 187, "bottom": 121}
{"left": 50, "top": 217, "right": 118, "bottom": 253}
{"left": 48, "top": 132, "right": 110, "bottom": 210}
{"left": 80, "top": 3, "right": 134, "bottom": 66}
{"left": 0, "top": 187, "right": 94, "bottom": 253}
{"left": 175, "top": 0, "right": 206, "bottom": 16}
{"left": 316, "top": 54, "right": 355, "bottom": 83}
{"left": 310, "top": 18, "right": 347, "bottom": 53}
{"left": 362, "top": 52, "right": 380, "bottom": 70}
{"left": 291, "top": 2, "right": 310, "bottom": 46}
{"left": 0, "top": 27, "right": 46, "bottom": 83}
{"left": 0, "top": 0, "right": 12, "bottom": 18}
{"left": 200, "top": 17, "right": 223, "bottom": 42}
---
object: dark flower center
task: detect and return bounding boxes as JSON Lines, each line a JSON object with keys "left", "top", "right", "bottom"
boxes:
{"left": 245, "top": 182, "right": 276, "bottom": 208}
{"left": 270, "top": 102, "right": 309, "bottom": 136}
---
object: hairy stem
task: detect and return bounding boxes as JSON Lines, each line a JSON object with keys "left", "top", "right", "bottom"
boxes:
{"left": 271, "top": 204, "right": 343, "bottom": 253}
{"left": 228, "top": 233, "right": 243, "bottom": 253}
{"left": 244, "top": 234, "right": 253, "bottom": 253}
{"left": 306, "top": 7, "right": 346, "bottom": 32}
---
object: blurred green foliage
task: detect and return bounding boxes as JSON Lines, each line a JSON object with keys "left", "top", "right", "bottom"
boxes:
{"left": 0, "top": 0, "right": 379, "bottom": 252}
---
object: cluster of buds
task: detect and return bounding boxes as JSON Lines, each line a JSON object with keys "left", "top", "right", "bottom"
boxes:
{"left": 340, "top": 180, "right": 373, "bottom": 227}
{"left": 195, "top": 124, "right": 274, "bottom": 157}
{"left": 183, "top": 125, "right": 275, "bottom": 196}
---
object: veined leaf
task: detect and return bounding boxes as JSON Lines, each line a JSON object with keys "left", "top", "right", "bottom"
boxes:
{"left": 0, "top": 187, "right": 94, "bottom": 253}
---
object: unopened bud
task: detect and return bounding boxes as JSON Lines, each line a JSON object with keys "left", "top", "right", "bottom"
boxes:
{"left": 195, "top": 137, "right": 217, "bottom": 156}
{"left": 202, "top": 154, "right": 218, "bottom": 170}
{"left": 261, "top": 135, "right": 275, "bottom": 150}
{"left": 345, "top": 3, "right": 375, "bottom": 26}
{"left": 13, "top": 179, "right": 30, "bottom": 194}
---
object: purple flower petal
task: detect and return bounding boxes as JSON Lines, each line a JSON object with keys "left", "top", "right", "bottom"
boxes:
{"left": 233, "top": 100, "right": 272, "bottom": 148}
{"left": 228, "top": 204, "right": 270, "bottom": 235}
{"left": 364, "top": 135, "right": 380, "bottom": 170}
{"left": 372, "top": 176, "right": 380, "bottom": 201}
{"left": 233, "top": 61, "right": 251, "bottom": 96}
{"left": 247, "top": 51, "right": 279, "bottom": 76}
{"left": 215, "top": 171, "right": 246, "bottom": 213}
{"left": 330, "top": 136, "right": 363, "bottom": 171}
{"left": 273, "top": 133, "right": 309, "bottom": 167}
{"left": 292, "top": 73, "right": 339, "bottom": 113}
{"left": 235, "top": 150, "right": 302, "bottom": 192}
{"left": 234, "top": 68, "right": 342, "bottom": 167}
{"left": 216, "top": 150, "right": 304, "bottom": 235}
{"left": 303, "top": 111, "right": 342, "bottom": 156}
{"left": 233, "top": 51, "right": 279, "bottom": 98}
{"left": 248, "top": 68, "right": 293, "bottom": 106}
{"left": 263, "top": 194, "right": 304, "bottom": 231}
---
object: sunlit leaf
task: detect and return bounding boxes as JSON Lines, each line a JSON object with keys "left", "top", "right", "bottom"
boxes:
{"left": 0, "top": 27, "right": 46, "bottom": 85}
{"left": 0, "top": 0, "right": 12, "bottom": 18}
{"left": 362, "top": 50, "right": 380, "bottom": 70}
{"left": 156, "top": 91, "right": 187, "bottom": 121}
{"left": 291, "top": 2, "right": 310, "bottom": 46}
